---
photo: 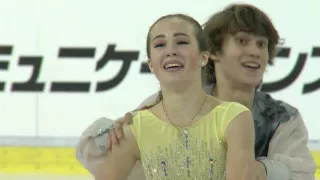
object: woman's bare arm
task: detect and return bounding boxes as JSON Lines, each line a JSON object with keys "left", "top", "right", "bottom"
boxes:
{"left": 75, "top": 93, "right": 158, "bottom": 177}
{"left": 95, "top": 123, "right": 140, "bottom": 180}
{"left": 225, "top": 111, "right": 255, "bottom": 180}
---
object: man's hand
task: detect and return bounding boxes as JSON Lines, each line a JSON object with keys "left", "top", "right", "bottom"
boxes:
{"left": 255, "top": 160, "right": 267, "bottom": 180}
{"left": 106, "top": 113, "right": 133, "bottom": 151}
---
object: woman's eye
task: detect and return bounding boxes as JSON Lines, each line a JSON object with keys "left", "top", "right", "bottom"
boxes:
{"left": 154, "top": 43, "right": 165, "bottom": 48}
{"left": 177, "top": 41, "right": 189, "bottom": 45}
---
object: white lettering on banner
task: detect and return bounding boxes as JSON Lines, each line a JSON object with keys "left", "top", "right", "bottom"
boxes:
{"left": 0, "top": 0, "right": 319, "bottom": 141}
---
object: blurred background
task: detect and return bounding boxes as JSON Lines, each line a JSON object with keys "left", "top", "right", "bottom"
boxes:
{"left": 0, "top": 0, "right": 319, "bottom": 179}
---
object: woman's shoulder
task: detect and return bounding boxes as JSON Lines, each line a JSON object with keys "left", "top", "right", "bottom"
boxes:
{"left": 131, "top": 104, "right": 163, "bottom": 124}
{"left": 206, "top": 96, "right": 249, "bottom": 112}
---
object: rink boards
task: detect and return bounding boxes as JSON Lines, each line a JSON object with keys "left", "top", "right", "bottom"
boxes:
{"left": 0, "top": 137, "right": 319, "bottom": 177}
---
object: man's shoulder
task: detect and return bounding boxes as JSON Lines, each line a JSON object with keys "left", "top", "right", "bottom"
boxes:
{"left": 253, "top": 92, "right": 298, "bottom": 123}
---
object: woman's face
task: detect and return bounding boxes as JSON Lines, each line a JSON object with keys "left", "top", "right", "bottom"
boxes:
{"left": 148, "top": 18, "right": 208, "bottom": 87}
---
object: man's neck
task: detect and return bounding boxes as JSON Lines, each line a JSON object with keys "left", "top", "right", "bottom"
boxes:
{"left": 213, "top": 81, "right": 255, "bottom": 109}
{"left": 161, "top": 81, "right": 207, "bottom": 122}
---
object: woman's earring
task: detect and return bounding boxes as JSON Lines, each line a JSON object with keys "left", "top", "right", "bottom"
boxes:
{"left": 199, "top": 61, "right": 206, "bottom": 68}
